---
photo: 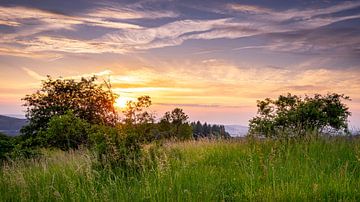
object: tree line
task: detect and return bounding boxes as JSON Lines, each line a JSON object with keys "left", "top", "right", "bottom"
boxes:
{"left": 191, "top": 121, "right": 230, "bottom": 139}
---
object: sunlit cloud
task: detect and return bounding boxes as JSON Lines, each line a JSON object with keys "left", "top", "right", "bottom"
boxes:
{"left": 0, "top": 46, "right": 62, "bottom": 59}
{"left": 227, "top": 4, "right": 272, "bottom": 14}
{"left": 22, "top": 67, "right": 113, "bottom": 81}
{"left": 17, "top": 54, "right": 360, "bottom": 107}
{"left": 228, "top": 1, "right": 360, "bottom": 21}
{"left": 0, "top": 5, "right": 143, "bottom": 31}
{"left": 155, "top": 103, "right": 248, "bottom": 109}
{"left": 101, "top": 18, "right": 235, "bottom": 51}
{"left": 25, "top": 36, "right": 128, "bottom": 54}
{"left": 0, "top": 5, "right": 141, "bottom": 42}
{"left": 21, "top": 67, "right": 46, "bottom": 81}
{"left": 85, "top": 59, "right": 360, "bottom": 111}
{"left": 0, "top": 19, "right": 20, "bottom": 26}
{"left": 0, "top": 6, "right": 81, "bottom": 37}
{"left": 88, "top": 2, "right": 178, "bottom": 19}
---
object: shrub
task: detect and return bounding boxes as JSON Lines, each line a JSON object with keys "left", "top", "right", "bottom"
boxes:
{"left": 0, "top": 133, "right": 13, "bottom": 161}
{"left": 178, "top": 123, "right": 193, "bottom": 140}
{"left": 249, "top": 93, "right": 351, "bottom": 138}
{"left": 89, "top": 124, "right": 142, "bottom": 171}
{"left": 43, "top": 111, "right": 90, "bottom": 150}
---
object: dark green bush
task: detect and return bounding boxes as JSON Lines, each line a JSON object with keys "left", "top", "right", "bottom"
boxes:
{"left": 178, "top": 123, "right": 193, "bottom": 140}
{"left": 42, "top": 111, "right": 90, "bottom": 150}
{"left": 89, "top": 124, "right": 142, "bottom": 171}
{"left": 0, "top": 134, "right": 40, "bottom": 161}
{"left": 0, "top": 133, "right": 13, "bottom": 161}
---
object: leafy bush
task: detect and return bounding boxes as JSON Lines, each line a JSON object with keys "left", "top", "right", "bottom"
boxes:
{"left": 0, "top": 134, "right": 40, "bottom": 161}
{"left": 89, "top": 124, "right": 142, "bottom": 171}
{"left": 8, "top": 144, "right": 41, "bottom": 160}
{"left": 0, "top": 133, "right": 13, "bottom": 161}
{"left": 42, "top": 111, "right": 90, "bottom": 150}
{"left": 178, "top": 123, "right": 193, "bottom": 140}
{"left": 249, "top": 93, "right": 351, "bottom": 138}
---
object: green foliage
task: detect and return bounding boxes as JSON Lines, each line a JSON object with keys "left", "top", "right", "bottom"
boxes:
{"left": 122, "top": 96, "right": 152, "bottom": 125}
{"left": 89, "top": 124, "right": 142, "bottom": 170}
{"left": 22, "top": 76, "right": 118, "bottom": 139}
{"left": 177, "top": 123, "right": 193, "bottom": 140}
{"left": 249, "top": 93, "right": 351, "bottom": 138}
{"left": 169, "top": 108, "right": 189, "bottom": 127}
{"left": 7, "top": 143, "right": 41, "bottom": 160}
{"left": 0, "top": 133, "right": 40, "bottom": 161}
{"left": 35, "top": 110, "right": 146, "bottom": 169}
{"left": 121, "top": 96, "right": 158, "bottom": 143}
{"left": 159, "top": 108, "right": 192, "bottom": 140}
{"left": 42, "top": 111, "right": 90, "bottom": 150}
{"left": 0, "top": 133, "right": 13, "bottom": 161}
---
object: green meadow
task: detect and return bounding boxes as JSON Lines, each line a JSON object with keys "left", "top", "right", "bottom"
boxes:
{"left": 1, "top": 138, "right": 360, "bottom": 201}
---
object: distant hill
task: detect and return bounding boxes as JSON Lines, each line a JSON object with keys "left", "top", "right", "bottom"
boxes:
{"left": 225, "top": 125, "right": 248, "bottom": 137}
{"left": 0, "top": 115, "right": 27, "bottom": 136}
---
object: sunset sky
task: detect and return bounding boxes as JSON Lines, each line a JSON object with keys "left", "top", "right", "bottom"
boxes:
{"left": 0, "top": 0, "right": 359, "bottom": 127}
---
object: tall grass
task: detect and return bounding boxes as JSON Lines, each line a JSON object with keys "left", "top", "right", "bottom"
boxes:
{"left": 1, "top": 138, "right": 360, "bottom": 201}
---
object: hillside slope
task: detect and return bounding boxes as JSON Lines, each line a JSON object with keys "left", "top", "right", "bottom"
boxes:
{"left": 0, "top": 115, "right": 27, "bottom": 136}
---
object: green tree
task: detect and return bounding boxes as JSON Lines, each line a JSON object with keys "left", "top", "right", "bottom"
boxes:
{"left": 171, "top": 108, "right": 189, "bottom": 135}
{"left": 159, "top": 108, "right": 192, "bottom": 140}
{"left": 249, "top": 93, "right": 351, "bottom": 138}
{"left": 122, "top": 96, "right": 157, "bottom": 142}
{"left": 195, "top": 121, "right": 203, "bottom": 134}
{"left": 123, "top": 96, "right": 152, "bottom": 125}
{"left": 22, "top": 76, "right": 117, "bottom": 139}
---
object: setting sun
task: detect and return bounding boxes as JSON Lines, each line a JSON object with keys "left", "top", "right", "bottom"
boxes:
{"left": 114, "top": 96, "right": 136, "bottom": 109}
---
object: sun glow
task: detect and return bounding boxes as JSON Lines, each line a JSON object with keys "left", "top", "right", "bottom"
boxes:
{"left": 114, "top": 96, "right": 136, "bottom": 109}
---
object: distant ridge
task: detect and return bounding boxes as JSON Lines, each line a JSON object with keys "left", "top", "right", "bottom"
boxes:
{"left": 0, "top": 115, "right": 27, "bottom": 136}
{"left": 3, "top": 114, "right": 26, "bottom": 119}
{"left": 225, "top": 125, "right": 248, "bottom": 137}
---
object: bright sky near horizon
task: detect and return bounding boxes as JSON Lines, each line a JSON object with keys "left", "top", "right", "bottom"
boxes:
{"left": 0, "top": 0, "right": 360, "bottom": 127}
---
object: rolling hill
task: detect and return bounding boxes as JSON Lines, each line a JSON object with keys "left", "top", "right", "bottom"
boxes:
{"left": 0, "top": 115, "right": 27, "bottom": 136}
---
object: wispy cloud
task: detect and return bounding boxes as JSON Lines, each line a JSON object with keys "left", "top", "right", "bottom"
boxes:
{"left": 21, "top": 67, "right": 46, "bottom": 80}
{"left": 101, "top": 18, "right": 237, "bottom": 51}
{"left": 155, "top": 103, "right": 247, "bottom": 109}
{"left": 0, "top": 4, "right": 162, "bottom": 32}
{"left": 227, "top": 4, "right": 272, "bottom": 14}
{"left": 22, "top": 67, "right": 113, "bottom": 81}
{"left": 0, "top": 3, "right": 176, "bottom": 56}
{"left": 228, "top": 1, "right": 360, "bottom": 21}
{"left": 0, "top": 1, "right": 360, "bottom": 58}
{"left": 0, "top": 4, "right": 160, "bottom": 41}
{"left": 88, "top": 2, "right": 178, "bottom": 19}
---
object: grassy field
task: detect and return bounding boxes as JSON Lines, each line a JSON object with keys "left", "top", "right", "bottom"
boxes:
{"left": 1, "top": 138, "right": 360, "bottom": 201}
